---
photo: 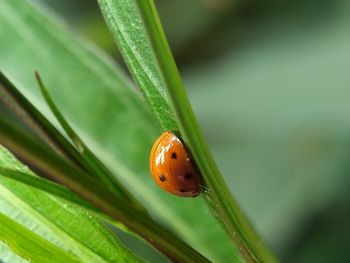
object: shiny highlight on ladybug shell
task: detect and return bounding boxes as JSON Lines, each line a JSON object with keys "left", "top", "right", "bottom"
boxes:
{"left": 149, "top": 131, "right": 200, "bottom": 197}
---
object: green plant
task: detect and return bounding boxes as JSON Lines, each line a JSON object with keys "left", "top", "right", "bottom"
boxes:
{"left": 0, "top": 0, "right": 277, "bottom": 262}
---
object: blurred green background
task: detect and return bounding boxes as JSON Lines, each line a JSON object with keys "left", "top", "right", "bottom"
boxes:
{"left": 5, "top": 0, "right": 350, "bottom": 262}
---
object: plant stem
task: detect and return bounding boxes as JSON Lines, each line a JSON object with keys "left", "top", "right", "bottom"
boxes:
{"left": 135, "top": 1, "right": 278, "bottom": 262}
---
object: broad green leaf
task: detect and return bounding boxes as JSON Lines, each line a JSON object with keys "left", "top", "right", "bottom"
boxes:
{"left": 0, "top": 145, "right": 143, "bottom": 263}
{"left": 0, "top": 212, "right": 80, "bottom": 263}
{"left": 0, "top": 0, "right": 236, "bottom": 262}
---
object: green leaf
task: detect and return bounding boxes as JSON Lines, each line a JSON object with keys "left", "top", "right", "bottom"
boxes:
{"left": 1, "top": 43, "right": 210, "bottom": 262}
{"left": 98, "top": 0, "right": 272, "bottom": 262}
{"left": 0, "top": 144, "right": 143, "bottom": 263}
{"left": 0, "top": 0, "right": 236, "bottom": 262}
{"left": 130, "top": 1, "right": 264, "bottom": 261}
{"left": 34, "top": 71, "right": 143, "bottom": 209}
{"left": 0, "top": 165, "right": 137, "bottom": 237}
{"left": 0, "top": 71, "right": 86, "bottom": 171}
{"left": 0, "top": 211, "right": 80, "bottom": 263}
{"left": 97, "top": 1, "right": 241, "bottom": 262}
{"left": 0, "top": 167, "right": 108, "bottom": 221}
{"left": 99, "top": 0, "right": 276, "bottom": 262}
{"left": 0, "top": 241, "right": 28, "bottom": 263}
{"left": 0, "top": 118, "right": 209, "bottom": 262}
{"left": 97, "top": 0, "right": 178, "bottom": 132}
{"left": 1, "top": 71, "right": 145, "bottom": 214}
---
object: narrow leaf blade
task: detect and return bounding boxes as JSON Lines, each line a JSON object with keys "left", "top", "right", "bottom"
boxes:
{"left": 0, "top": 145, "right": 143, "bottom": 263}
{"left": 35, "top": 71, "right": 143, "bottom": 209}
{"left": 97, "top": 0, "right": 178, "bottom": 131}
{"left": 0, "top": 211, "right": 80, "bottom": 263}
{"left": 98, "top": 0, "right": 241, "bottom": 262}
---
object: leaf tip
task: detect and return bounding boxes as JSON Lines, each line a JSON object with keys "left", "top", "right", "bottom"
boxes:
{"left": 34, "top": 71, "right": 45, "bottom": 93}
{"left": 34, "top": 70, "right": 40, "bottom": 81}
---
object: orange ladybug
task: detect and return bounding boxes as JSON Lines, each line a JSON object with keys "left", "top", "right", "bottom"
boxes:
{"left": 150, "top": 131, "right": 201, "bottom": 197}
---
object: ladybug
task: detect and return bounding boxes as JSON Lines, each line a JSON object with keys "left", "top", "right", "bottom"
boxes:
{"left": 150, "top": 131, "right": 200, "bottom": 197}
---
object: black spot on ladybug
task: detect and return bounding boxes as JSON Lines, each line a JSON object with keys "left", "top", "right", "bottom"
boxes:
{"left": 159, "top": 175, "right": 166, "bottom": 182}
{"left": 185, "top": 173, "right": 192, "bottom": 179}
{"left": 171, "top": 152, "right": 177, "bottom": 159}
{"left": 179, "top": 189, "right": 186, "bottom": 192}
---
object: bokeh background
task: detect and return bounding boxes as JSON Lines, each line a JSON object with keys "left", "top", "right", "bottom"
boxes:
{"left": 6, "top": 0, "right": 350, "bottom": 262}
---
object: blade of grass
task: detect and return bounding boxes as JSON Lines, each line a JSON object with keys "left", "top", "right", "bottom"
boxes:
{"left": 0, "top": 71, "right": 143, "bottom": 210}
{"left": 0, "top": 167, "right": 99, "bottom": 217}
{"left": 0, "top": 241, "right": 28, "bottom": 263}
{"left": 1, "top": 71, "right": 144, "bottom": 212}
{"left": 134, "top": 1, "right": 278, "bottom": 262}
{"left": 0, "top": 166, "right": 135, "bottom": 235}
{"left": 34, "top": 71, "right": 143, "bottom": 210}
{"left": 0, "top": 144, "right": 145, "bottom": 251}
{"left": 97, "top": 0, "right": 178, "bottom": 132}
{"left": 97, "top": 0, "right": 269, "bottom": 261}
{"left": 0, "top": 211, "right": 81, "bottom": 263}
{"left": 97, "top": 2, "right": 239, "bottom": 261}
{"left": 0, "top": 118, "right": 210, "bottom": 263}
{"left": 0, "top": 142, "right": 146, "bottom": 255}
{"left": 0, "top": 143, "right": 144, "bottom": 263}
{"left": 0, "top": 72, "right": 85, "bottom": 171}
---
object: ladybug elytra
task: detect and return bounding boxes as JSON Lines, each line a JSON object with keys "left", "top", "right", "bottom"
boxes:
{"left": 149, "top": 131, "right": 200, "bottom": 197}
